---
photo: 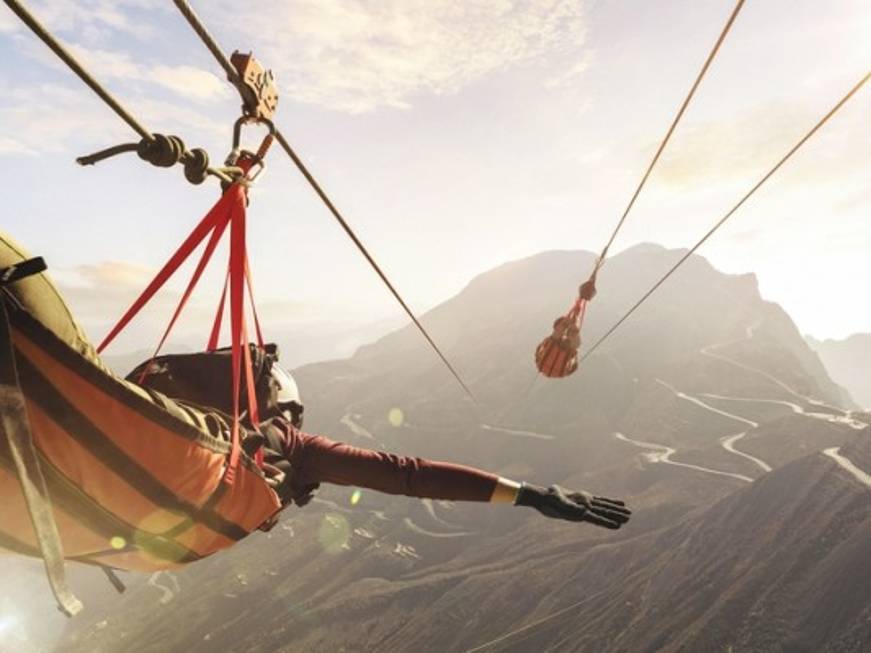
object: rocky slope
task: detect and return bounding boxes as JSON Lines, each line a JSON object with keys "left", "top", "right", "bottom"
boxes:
{"left": 16, "top": 244, "right": 866, "bottom": 653}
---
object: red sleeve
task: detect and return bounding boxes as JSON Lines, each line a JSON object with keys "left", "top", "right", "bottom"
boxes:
{"left": 278, "top": 427, "right": 497, "bottom": 502}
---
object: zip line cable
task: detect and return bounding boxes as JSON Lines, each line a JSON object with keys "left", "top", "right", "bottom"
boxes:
{"left": 532, "top": 0, "right": 744, "bottom": 384}
{"left": 592, "top": 0, "right": 746, "bottom": 269}
{"left": 0, "top": 0, "right": 475, "bottom": 403}
{"left": 169, "top": 0, "right": 478, "bottom": 403}
{"left": 2, "top": 0, "right": 152, "bottom": 141}
{"left": 579, "top": 70, "right": 870, "bottom": 366}
{"left": 272, "top": 129, "right": 480, "bottom": 404}
{"left": 2, "top": 0, "right": 236, "bottom": 184}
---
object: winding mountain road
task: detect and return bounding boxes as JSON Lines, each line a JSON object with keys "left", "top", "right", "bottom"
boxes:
{"left": 700, "top": 323, "right": 848, "bottom": 416}
{"left": 403, "top": 517, "right": 472, "bottom": 538}
{"left": 479, "top": 423, "right": 556, "bottom": 441}
{"left": 822, "top": 447, "right": 871, "bottom": 489}
{"left": 655, "top": 378, "right": 770, "bottom": 474}
{"left": 720, "top": 432, "right": 772, "bottom": 472}
{"left": 700, "top": 393, "right": 867, "bottom": 430}
{"left": 667, "top": 323, "right": 868, "bottom": 480}
{"left": 614, "top": 432, "right": 753, "bottom": 483}
{"left": 421, "top": 498, "right": 464, "bottom": 529}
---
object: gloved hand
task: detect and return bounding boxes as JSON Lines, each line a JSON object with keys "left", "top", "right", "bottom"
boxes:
{"left": 515, "top": 483, "right": 631, "bottom": 529}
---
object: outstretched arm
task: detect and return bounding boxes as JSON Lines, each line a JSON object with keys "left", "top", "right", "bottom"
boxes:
{"left": 274, "top": 424, "right": 630, "bottom": 529}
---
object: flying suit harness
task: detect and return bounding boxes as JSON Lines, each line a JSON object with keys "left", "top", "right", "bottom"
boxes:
{"left": 0, "top": 265, "right": 280, "bottom": 580}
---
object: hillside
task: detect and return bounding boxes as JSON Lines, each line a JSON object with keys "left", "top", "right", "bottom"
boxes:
{"left": 23, "top": 244, "right": 868, "bottom": 653}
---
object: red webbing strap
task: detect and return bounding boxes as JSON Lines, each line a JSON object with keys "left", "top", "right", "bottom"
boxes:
{"left": 137, "top": 213, "right": 232, "bottom": 383}
{"left": 96, "top": 156, "right": 266, "bottom": 483}
{"left": 575, "top": 298, "right": 588, "bottom": 330}
{"left": 241, "top": 320, "right": 264, "bottom": 467}
{"left": 206, "top": 259, "right": 263, "bottom": 352}
{"left": 245, "top": 258, "right": 265, "bottom": 349}
{"left": 224, "top": 184, "right": 263, "bottom": 483}
{"left": 97, "top": 192, "right": 238, "bottom": 354}
{"left": 207, "top": 268, "right": 229, "bottom": 352}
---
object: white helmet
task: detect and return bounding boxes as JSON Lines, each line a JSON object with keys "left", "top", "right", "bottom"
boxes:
{"left": 271, "top": 364, "right": 304, "bottom": 427}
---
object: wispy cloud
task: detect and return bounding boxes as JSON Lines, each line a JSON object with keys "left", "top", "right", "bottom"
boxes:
{"left": 653, "top": 99, "right": 869, "bottom": 190}
{"left": 0, "top": 9, "right": 17, "bottom": 33}
{"left": 66, "top": 45, "right": 230, "bottom": 103}
{"left": 0, "top": 83, "right": 129, "bottom": 154}
{"left": 71, "top": 260, "right": 155, "bottom": 289}
{"left": 203, "top": 0, "right": 590, "bottom": 113}
{"left": 0, "top": 50, "right": 228, "bottom": 156}
{"left": 2, "top": 0, "right": 165, "bottom": 41}
{"left": 0, "top": 135, "right": 36, "bottom": 155}
{"left": 544, "top": 50, "right": 594, "bottom": 89}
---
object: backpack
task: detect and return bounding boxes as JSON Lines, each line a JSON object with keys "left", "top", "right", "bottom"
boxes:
{"left": 127, "top": 343, "right": 282, "bottom": 424}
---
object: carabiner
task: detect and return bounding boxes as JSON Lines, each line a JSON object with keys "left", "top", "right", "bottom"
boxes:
{"left": 232, "top": 116, "right": 276, "bottom": 155}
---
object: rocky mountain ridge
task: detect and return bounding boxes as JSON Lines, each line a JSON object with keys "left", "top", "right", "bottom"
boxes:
{"left": 9, "top": 244, "right": 866, "bottom": 653}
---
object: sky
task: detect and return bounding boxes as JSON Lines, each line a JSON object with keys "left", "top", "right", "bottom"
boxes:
{"left": 1, "top": 0, "right": 869, "bottom": 358}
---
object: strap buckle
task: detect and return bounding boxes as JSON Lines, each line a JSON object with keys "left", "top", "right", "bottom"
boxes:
{"left": 0, "top": 257, "right": 47, "bottom": 287}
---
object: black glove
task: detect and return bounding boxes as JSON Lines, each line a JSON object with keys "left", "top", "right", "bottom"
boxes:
{"left": 515, "top": 483, "right": 631, "bottom": 529}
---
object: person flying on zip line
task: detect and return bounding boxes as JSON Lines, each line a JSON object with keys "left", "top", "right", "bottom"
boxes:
{"left": 1, "top": 231, "right": 631, "bottom": 535}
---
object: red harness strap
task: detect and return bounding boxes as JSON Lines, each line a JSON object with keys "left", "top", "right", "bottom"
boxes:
{"left": 98, "top": 164, "right": 264, "bottom": 484}
{"left": 208, "top": 269, "right": 230, "bottom": 352}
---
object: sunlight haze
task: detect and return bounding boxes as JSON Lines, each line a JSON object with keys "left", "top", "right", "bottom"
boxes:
{"left": 1, "top": 0, "right": 868, "bottom": 351}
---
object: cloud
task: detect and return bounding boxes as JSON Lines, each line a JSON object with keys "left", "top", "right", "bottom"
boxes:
{"left": 544, "top": 51, "right": 594, "bottom": 89}
{"left": 71, "top": 260, "right": 155, "bottom": 289}
{"left": 148, "top": 65, "right": 230, "bottom": 102}
{"left": 0, "top": 83, "right": 130, "bottom": 154}
{"left": 0, "top": 8, "right": 17, "bottom": 33}
{"left": 54, "top": 260, "right": 212, "bottom": 344}
{"left": 0, "top": 136, "right": 36, "bottom": 156}
{"left": 0, "top": 63, "right": 227, "bottom": 156}
{"left": 4, "top": 0, "right": 165, "bottom": 41}
{"left": 201, "top": 0, "right": 590, "bottom": 113}
{"left": 66, "top": 45, "right": 230, "bottom": 103}
{"left": 726, "top": 228, "right": 764, "bottom": 246}
{"left": 652, "top": 99, "right": 869, "bottom": 190}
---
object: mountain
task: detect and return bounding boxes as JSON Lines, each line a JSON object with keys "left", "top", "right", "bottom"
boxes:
{"left": 247, "top": 428, "right": 871, "bottom": 653}
{"left": 808, "top": 334, "right": 871, "bottom": 409}
{"left": 100, "top": 315, "right": 403, "bottom": 378}
{"left": 23, "top": 244, "right": 868, "bottom": 652}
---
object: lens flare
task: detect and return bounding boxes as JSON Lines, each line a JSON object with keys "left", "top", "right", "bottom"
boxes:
{"left": 132, "top": 511, "right": 190, "bottom": 564}
{"left": 317, "top": 513, "right": 351, "bottom": 554}
{"left": 388, "top": 407, "right": 404, "bottom": 427}
{"left": 350, "top": 489, "right": 362, "bottom": 506}
{"left": 109, "top": 536, "right": 126, "bottom": 550}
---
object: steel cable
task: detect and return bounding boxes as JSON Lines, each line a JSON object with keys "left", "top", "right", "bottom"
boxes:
{"left": 3, "top": 0, "right": 235, "bottom": 184}
{"left": 2, "top": 0, "right": 153, "bottom": 141}
{"left": 170, "top": 0, "right": 478, "bottom": 403}
{"left": 579, "top": 70, "right": 870, "bottom": 365}
{"left": 592, "top": 0, "right": 747, "bottom": 271}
